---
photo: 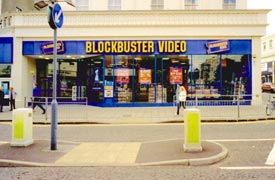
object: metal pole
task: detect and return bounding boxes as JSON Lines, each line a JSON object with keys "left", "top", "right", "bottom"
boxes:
{"left": 51, "top": 28, "right": 58, "bottom": 150}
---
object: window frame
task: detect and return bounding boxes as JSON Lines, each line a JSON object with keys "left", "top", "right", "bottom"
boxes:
{"left": 151, "top": 0, "right": 164, "bottom": 10}
{"left": 108, "top": 0, "right": 122, "bottom": 10}
{"left": 223, "top": 0, "right": 236, "bottom": 10}
{"left": 185, "top": 0, "right": 198, "bottom": 10}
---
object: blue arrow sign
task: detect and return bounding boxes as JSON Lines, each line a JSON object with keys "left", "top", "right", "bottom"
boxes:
{"left": 52, "top": 3, "right": 63, "bottom": 28}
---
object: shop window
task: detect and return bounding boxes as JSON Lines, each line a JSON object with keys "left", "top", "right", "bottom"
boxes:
{"left": 191, "top": 55, "right": 220, "bottom": 99}
{"left": 0, "top": 65, "right": 11, "bottom": 78}
{"left": 113, "top": 55, "right": 133, "bottom": 103}
{"left": 151, "top": 0, "right": 164, "bottom": 10}
{"left": 185, "top": 0, "right": 198, "bottom": 10}
{"left": 90, "top": 56, "right": 104, "bottom": 103}
{"left": 108, "top": 0, "right": 121, "bottom": 10}
{"left": 75, "top": 0, "right": 89, "bottom": 10}
{"left": 162, "top": 55, "right": 190, "bottom": 103}
{"left": 223, "top": 0, "right": 236, "bottom": 10}
{"left": 134, "top": 55, "right": 155, "bottom": 103}
{"left": 220, "top": 55, "right": 250, "bottom": 100}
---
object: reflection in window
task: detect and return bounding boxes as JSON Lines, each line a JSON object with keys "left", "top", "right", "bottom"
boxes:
{"left": 75, "top": 0, "right": 89, "bottom": 10}
{"left": 108, "top": 0, "right": 121, "bottom": 10}
{"left": 190, "top": 55, "right": 220, "bottom": 98}
{"left": 220, "top": 55, "right": 250, "bottom": 99}
{"left": 185, "top": 0, "right": 198, "bottom": 10}
{"left": 0, "top": 65, "right": 11, "bottom": 78}
{"left": 223, "top": 0, "right": 236, "bottom": 10}
{"left": 151, "top": 0, "right": 164, "bottom": 10}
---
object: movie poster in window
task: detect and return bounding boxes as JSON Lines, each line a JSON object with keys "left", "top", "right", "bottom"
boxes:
{"left": 138, "top": 68, "right": 151, "bottom": 84}
{"left": 116, "top": 68, "right": 130, "bottom": 84}
{"left": 169, "top": 67, "right": 182, "bottom": 84}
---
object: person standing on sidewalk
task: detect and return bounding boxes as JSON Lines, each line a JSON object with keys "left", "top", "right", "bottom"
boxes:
{"left": 32, "top": 83, "right": 46, "bottom": 114}
{"left": 0, "top": 87, "right": 4, "bottom": 112}
{"left": 176, "top": 85, "right": 187, "bottom": 115}
{"left": 9, "top": 87, "right": 17, "bottom": 111}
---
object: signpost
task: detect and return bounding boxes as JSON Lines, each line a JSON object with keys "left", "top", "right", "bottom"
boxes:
{"left": 47, "top": 2, "right": 64, "bottom": 150}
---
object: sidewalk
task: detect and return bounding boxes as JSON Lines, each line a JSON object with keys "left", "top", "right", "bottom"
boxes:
{"left": 0, "top": 139, "right": 228, "bottom": 167}
{"left": 0, "top": 104, "right": 272, "bottom": 124}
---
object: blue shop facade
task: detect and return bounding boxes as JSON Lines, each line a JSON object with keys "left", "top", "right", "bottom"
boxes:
{"left": 22, "top": 39, "right": 252, "bottom": 107}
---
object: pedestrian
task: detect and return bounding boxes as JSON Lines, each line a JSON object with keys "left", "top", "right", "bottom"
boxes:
{"left": 9, "top": 87, "right": 17, "bottom": 111}
{"left": 32, "top": 83, "right": 46, "bottom": 114}
{"left": 177, "top": 85, "right": 187, "bottom": 115}
{"left": 0, "top": 87, "right": 4, "bottom": 112}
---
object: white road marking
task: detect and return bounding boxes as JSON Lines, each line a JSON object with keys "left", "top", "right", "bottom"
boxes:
{"left": 208, "top": 138, "right": 275, "bottom": 142}
{"left": 265, "top": 143, "right": 275, "bottom": 166}
{"left": 220, "top": 166, "right": 275, "bottom": 170}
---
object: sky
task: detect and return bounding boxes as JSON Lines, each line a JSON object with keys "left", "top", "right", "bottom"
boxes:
{"left": 248, "top": 0, "right": 275, "bottom": 36}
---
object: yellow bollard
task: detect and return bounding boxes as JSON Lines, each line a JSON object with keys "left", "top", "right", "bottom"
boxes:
{"left": 183, "top": 108, "right": 202, "bottom": 152}
{"left": 11, "top": 108, "right": 33, "bottom": 147}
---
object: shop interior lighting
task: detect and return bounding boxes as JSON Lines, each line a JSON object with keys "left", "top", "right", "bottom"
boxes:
{"left": 162, "top": 57, "right": 170, "bottom": 60}
{"left": 134, "top": 56, "right": 142, "bottom": 61}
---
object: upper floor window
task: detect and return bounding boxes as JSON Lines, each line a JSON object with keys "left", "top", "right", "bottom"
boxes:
{"left": 269, "top": 40, "right": 273, "bottom": 49}
{"left": 185, "top": 0, "right": 198, "bottom": 10}
{"left": 263, "top": 42, "right": 266, "bottom": 51}
{"left": 223, "top": 0, "right": 236, "bottom": 10}
{"left": 108, "top": 0, "right": 121, "bottom": 10}
{"left": 151, "top": 0, "right": 164, "bottom": 10}
{"left": 75, "top": 0, "right": 89, "bottom": 11}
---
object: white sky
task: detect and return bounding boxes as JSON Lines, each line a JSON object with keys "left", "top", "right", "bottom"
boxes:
{"left": 248, "top": 0, "right": 275, "bottom": 36}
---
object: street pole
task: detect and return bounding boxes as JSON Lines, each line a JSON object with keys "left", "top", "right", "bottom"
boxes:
{"left": 51, "top": 28, "right": 58, "bottom": 150}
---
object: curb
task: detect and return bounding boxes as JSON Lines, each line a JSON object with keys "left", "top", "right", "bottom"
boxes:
{"left": 0, "top": 140, "right": 228, "bottom": 167}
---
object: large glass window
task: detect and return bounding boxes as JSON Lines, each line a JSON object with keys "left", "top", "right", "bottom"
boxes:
{"left": 223, "top": 0, "right": 236, "bottom": 10}
{"left": 151, "top": 0, "right": 164, "bottom": 10}
{"left": 108, "top": 0, "right": 121, "bottom": 10}
{"left": 220, "top": 55, "right": 250, "bottom": 99}
{"left": 134, "top": 55, "right": 155, "bottom": 103}
{"left": 190, "top": 55, "right": 220, "bottom": 99}
{"left": 185, "top": 0, "right": 198, "bottom": 10}
{"left": 113, "top": 55, "right": 133, "bottom": 103}
{"left": 162, "top": 55, "right": 190, "bottom": 103}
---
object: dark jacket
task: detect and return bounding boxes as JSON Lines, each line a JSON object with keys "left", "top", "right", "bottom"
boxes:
{"left": 0, "top": 90, "right": 4, "bottom": 102}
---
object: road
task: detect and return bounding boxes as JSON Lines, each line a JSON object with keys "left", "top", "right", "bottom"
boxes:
{"left": 0, "top": 121, "right": 275, "bottom": 179}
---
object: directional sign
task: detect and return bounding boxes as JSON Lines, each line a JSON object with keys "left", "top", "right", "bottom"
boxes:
{"left": 52, "top": 3, "right": 63, "bottom": 28}
{"left": 48, "top": 3, "right": 63, "bottom": 29}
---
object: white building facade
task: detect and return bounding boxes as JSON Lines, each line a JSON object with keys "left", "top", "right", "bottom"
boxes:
{"left": 261, "top": 35, "right": 275, "bottom": 83}
{"left": 0, "top": 0, "right": 269, "bottom": 107}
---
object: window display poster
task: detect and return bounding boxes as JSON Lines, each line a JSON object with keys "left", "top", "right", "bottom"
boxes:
{"left": 0, "top": 65, "right": 11, "bottom": 78}
{"left": 138, "top": 68, "right": 152, "bottom": 84}
{"left": 104, "top": 81, "right": 113, "bottom": 98}
{"left": 169, "top": 67, "right": 182, "bottom": 84}
{"left": 116, "top": 68, "right": 130, "bottom": 84}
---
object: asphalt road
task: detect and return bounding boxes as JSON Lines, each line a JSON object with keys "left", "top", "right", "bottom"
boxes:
{"left": 0, "top": 121, "right": 275, "bottom": 180}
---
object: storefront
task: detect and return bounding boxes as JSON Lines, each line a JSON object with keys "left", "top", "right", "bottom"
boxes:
{"left": 0, "top": 37, "right": 13, "bottom": 104}
{"left": 23, "top": 39, "right": 252, "bottom": 107}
